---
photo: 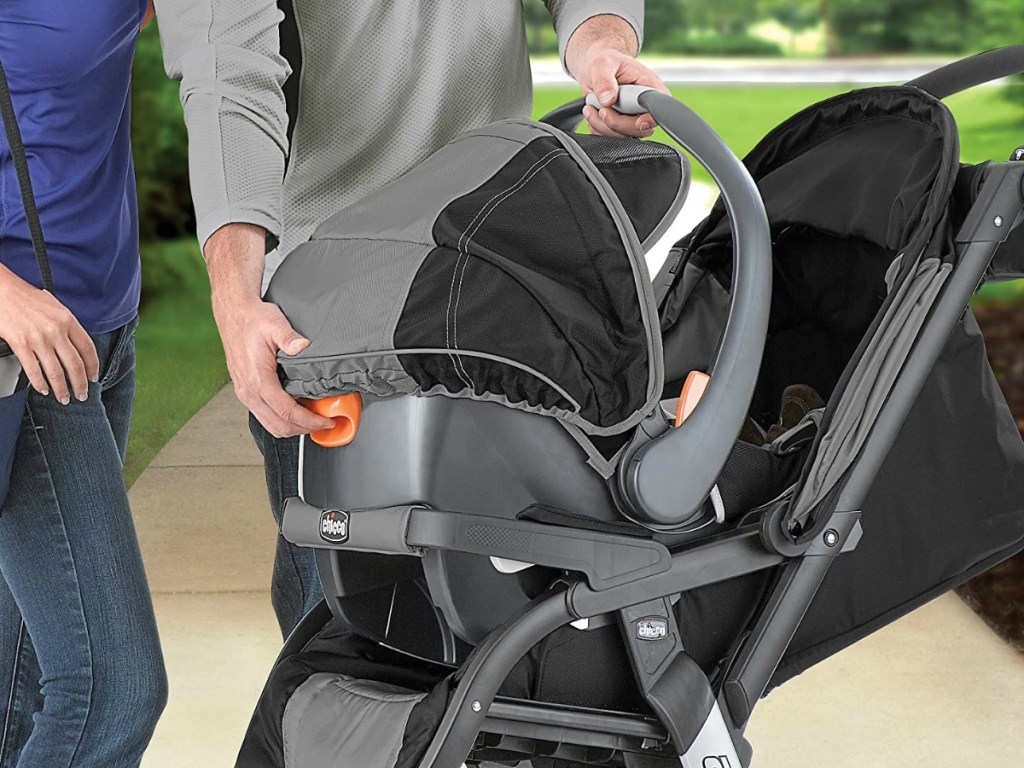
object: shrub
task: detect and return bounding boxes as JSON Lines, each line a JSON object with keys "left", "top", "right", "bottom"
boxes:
{"left": 132, "top": 24, "right": 195, "bottom": 244}
{"left": 652, "top": 30, "right": 783, "bottom": 57}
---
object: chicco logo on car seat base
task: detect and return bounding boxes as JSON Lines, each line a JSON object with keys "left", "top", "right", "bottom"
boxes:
{"left": 319, "top": 509, "right": 349, "bottom": 543}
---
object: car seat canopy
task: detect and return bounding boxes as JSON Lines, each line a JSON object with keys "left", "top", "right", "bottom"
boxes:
{"left": 269, "top": 120, "right": 689, "bottom": 436}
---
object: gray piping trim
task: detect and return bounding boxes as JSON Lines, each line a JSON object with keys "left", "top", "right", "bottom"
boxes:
{"left": 792, "top": 256, "right": 952, "bottom": 521}
{"left": 560, "top": 421, "right": 618, "bottom": 479}
{"left": 641, "top": 146, "right": 692, "bottom": 251}
{"left": 531, "top": 120, "right": 666, "bottom": 436}
{"left": 283, "top": 347, "right": 582, "bottom": 412}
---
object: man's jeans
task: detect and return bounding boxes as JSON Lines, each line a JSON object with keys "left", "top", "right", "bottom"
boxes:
{"left": 248, "top": 415, "right": 324, "bottom": 638}
{"left": 0, "top": 319, "right": 167, "bottom": 767}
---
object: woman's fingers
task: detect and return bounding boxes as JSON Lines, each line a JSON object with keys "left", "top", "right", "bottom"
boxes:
{"left": 54, "top": 335, "right": 90, "bottom": 401}
{"left": 33, "top": 344, "right": 72, "bottom": 405}
{"left": 9, "top": 341, "right": 49, "bottom": 397}
{"left": 69, "top": 322, "right": 100, "bottom": 383}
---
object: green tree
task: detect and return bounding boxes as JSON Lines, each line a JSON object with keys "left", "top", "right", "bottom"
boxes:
{"left": 829, "top": 0, "right": 973, "bottom": 55}
{"left": 131, "top": 24, "right": 193, "bottom": 243}
{"left": 972, "top": 0, "right": 1024, "bottom": 113}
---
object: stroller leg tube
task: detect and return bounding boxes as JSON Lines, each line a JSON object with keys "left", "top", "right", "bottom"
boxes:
{"left": 415, "top": 586, "right": 575, "bottom": 768}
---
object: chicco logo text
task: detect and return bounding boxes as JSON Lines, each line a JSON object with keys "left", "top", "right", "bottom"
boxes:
{"left": 635, "top": 618, "right": 669, "bottom": 641}
{"left": 319, "top": 509, "right": 349, "bottom": 543}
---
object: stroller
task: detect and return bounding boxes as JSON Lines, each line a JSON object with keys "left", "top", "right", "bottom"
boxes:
{"left": 238, "top": 47, "right": 1024, "bottom": 768}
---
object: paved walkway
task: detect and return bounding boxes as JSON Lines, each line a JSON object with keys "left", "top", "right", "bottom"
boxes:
{"left": 132, "top": 186, "right": 1024, "bottom": 765}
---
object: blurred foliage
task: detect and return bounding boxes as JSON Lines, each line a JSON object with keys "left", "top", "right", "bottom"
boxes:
{"left": 126, "top": 240, "right": 229, "bottom": 484}
{"left": 524, "top": 0, "right": 1024, "bottom": 56}
{"left": 131, "top": 23, "right": 193, "bottom": 247}
{"left": 131, "top": 3, "right": 1024, "bottom": 308}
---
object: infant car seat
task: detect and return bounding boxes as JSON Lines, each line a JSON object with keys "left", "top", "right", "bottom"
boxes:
{"left": 239, "top": 49, "right": 1024, "bottom": 768}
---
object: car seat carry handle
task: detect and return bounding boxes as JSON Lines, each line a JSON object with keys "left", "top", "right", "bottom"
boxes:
{"left": 907, "top": 44, "right": 1024, "bottom": 100}
{"left": 540, "top": 96, "right": 588, "bottom": 133}
{"left": 583, "top": 85, "right": 651, "bottom": 115}
{"left": 542, "top": 85, "right": 672, "bottom": 133}
{"left": 609, "top": 89, "right": 773, "bottom": 529}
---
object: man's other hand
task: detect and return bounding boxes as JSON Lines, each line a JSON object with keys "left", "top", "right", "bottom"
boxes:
{"left": 205, "top": 223, "right": 334, "bottom": 438}
{"left": 565, "top": 14, "right": 670, "bottom": 138}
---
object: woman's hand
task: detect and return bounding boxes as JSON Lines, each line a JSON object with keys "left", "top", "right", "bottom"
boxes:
{"left": 0, "top": 266, "right": 99, "bottom": 404}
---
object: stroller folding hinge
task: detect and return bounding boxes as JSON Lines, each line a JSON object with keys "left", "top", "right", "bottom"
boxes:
{"left": 724, "top": 510, "right": 863, "bottom": 728}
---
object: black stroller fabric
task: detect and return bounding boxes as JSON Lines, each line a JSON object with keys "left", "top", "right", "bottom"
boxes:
{"left": 660, "top": 86, "right": 1024, "bottom": 686}
{"left": 268, "top": 120, "right": 689, "bottom": 436}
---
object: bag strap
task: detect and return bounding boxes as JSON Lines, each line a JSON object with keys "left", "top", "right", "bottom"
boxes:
{"left": 0, "top": 59, "right": 53, "bottom": 358}
{"left": 0, "top": 61, "right": 51, "bottom": 292}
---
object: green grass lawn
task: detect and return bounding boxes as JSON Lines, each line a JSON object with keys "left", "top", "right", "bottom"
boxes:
{"left": 123, "top": 83, "right": 1024, "bottom": 484}
{"left": 532, "top": 83, "right": 1024, "bottom": 183}
{"left": 125, "top": 240, "right": 228, "bottom": 485}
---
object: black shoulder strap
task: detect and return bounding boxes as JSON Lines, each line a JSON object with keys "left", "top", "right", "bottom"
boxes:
{"left": 0, "top": 60, "right": 52, "bottom": 294}
{"left": 907, "top": 45, "right": 1024, "bottom": 100}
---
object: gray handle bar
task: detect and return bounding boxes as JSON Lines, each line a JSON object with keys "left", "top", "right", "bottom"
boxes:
{"left": 543, "top": 86, "right": 773, "bottom": 528}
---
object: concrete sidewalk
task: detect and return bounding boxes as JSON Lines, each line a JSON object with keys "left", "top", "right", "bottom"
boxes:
{"left": 131, "top": 387, "right": 1024, "bottom": 767}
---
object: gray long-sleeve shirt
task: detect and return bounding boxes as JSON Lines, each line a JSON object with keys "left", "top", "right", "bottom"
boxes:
{"left": 155, "top": 1, "right": 643, "bottom": 277}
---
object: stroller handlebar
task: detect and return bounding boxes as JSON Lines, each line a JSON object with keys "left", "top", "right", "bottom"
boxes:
{"left": 908, "top": 44, "right": 1024, "bottom": 100}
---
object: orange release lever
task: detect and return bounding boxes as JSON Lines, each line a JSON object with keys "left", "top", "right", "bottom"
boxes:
{"left": 675, "top": 371, "right": 711, "bottom": 428}
{"left": 302, "top": 393, "right": 363, "bottom": 447}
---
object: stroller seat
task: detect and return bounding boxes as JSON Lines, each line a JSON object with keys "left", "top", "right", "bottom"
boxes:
{"left": 241, "top": 51, "right": 1024, "bottom": 768}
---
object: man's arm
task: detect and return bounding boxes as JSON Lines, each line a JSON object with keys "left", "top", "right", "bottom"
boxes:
{"left": 154, "top": 0, "right": 332, "bottom": 437}
{"left": 545, "top": 2, "right": 670, "bottom": 137}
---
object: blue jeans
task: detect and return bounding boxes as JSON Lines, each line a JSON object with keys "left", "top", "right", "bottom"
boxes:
{"left": 248, "top": 416, "right": 323, "bottom": 638}
{"left": 0, "top": 319, "right": 167, "bottom": 767}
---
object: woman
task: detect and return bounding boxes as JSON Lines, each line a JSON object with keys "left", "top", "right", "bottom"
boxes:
{"left": 0, "top": 2, "right": 166, "bottom": 766}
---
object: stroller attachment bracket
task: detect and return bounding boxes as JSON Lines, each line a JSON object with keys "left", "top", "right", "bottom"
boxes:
{"left": 281, "top": 497, "right": 673, "bottom": 591}
{"left": 407, "top": 510, "right": 673, "bottom": 590}
{"left": 281, "top": 497, "right": 425, "bottom": 556}
{"left": 956, "top": 161, "right": 1024, "bottom": 244}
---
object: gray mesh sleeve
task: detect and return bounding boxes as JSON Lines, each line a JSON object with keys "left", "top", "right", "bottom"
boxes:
{"left": 544, "top": 0, "right": 645, "bottom": 69}
{"left": 155, "top": 0, "right": 292, "bottom": 248}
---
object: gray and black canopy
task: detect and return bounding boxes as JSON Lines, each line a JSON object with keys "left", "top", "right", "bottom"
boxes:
{"left": 269, "top": 120, "right": 689, "bottom": 436}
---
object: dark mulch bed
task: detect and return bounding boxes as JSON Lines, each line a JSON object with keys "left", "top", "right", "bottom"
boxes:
{"left": 954, "top": 303, "right": 1024, "bottom": 651}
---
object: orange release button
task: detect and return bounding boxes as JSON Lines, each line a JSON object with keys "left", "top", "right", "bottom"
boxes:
{"left": 302, "top": 393, "right": 363, "bottom": 447}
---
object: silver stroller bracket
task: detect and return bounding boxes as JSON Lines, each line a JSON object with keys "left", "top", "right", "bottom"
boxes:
{"left": 679, "top": 700, "right": 743, "bottom": 768}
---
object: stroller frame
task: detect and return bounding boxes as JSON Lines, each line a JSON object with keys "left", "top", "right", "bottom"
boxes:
{"left": 277, "top": 48, "right": 1024, "bottom": 768}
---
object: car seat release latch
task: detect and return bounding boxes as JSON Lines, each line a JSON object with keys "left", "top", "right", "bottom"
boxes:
{"left": 675, "top": 371, "right": 711, "bottom": 428}
{"left": 301, "top": 393, "right": 363, "bottom": 447}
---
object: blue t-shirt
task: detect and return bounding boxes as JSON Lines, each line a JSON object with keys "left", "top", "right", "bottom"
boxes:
{"left": 0, "top": 1, "right": 146, "bottom": 334}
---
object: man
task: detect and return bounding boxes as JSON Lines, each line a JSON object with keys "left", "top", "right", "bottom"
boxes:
{"left": 155, "top": 1, "right": 666, "bottom": 637}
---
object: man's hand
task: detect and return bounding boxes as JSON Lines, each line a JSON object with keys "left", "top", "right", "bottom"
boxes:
{"left": 564, "top": 14, "right": 670, "bottom": 138}
{"left": 205, "top": 223, "right": 334, "bottom": 438}
{"left": 0, "top": 265, "right": 99, "bottom": 404}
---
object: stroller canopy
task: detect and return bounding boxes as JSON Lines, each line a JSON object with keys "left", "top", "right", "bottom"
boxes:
{"left": 269, "top": 120, "right": 689, "bottom": 436}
